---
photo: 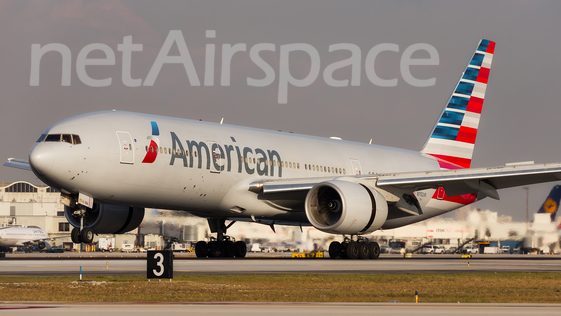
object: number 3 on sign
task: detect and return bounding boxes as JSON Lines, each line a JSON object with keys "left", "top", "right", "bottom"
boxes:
{"left": 147, "top": 250, "right": 173, "bottom": 279}
{"left": 153, "top": 252, "right": 164, "bottom": 277}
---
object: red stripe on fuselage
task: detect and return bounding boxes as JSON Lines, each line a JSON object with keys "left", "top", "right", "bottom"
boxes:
{"left": 142, "top": 140, "right": 158, "bottom": 163}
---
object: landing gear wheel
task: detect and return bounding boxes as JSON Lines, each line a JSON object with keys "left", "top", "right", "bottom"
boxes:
{"left": 346, "top": 241, "right": 359, "bottom": 260}
{"left": 208, "top": 241, "right": 223, "bottom": 257}
{"left": 195, "top": 241, "right": 208, "bottom": 258}
{"left": 234, "top": 241, "right": 246, "bottom": 258}
{"left": 224, "top": 241, "right": 235, "bottom": 258}
{"left": 71, "top": 227, "right": 81, "bottom": 243}
{"left": 328, "top": 241, "right": 341, "bottom": 259}
{"left": 358, "top": 242, "right": 370, "bottom": 259}
{"left": 80, "top": 228, "right": 94, "bottom": 244}
{"left": 368, "top": 242, "right": 380, "bottom": 259}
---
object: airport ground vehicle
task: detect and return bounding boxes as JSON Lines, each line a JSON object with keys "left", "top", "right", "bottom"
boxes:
{"left": 45, "top": 246, "right": 65, "bottom": 253}
{"left": 463, "top": 245, "right": 479, "bottom": 254}
{"left": 421, "top": 246, "right": 434, "bottom": 254}
{"left": 432, "top": 246, "right": 446, "bottom": 254}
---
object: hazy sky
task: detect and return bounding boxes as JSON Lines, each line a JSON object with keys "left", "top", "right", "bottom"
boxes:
{"left": 1, "top": 0, "right": 560, "bottom": 221}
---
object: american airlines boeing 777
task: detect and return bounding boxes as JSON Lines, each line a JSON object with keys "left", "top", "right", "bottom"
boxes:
{"left": 5, "top": 39, "right": 561, "bottom": 259}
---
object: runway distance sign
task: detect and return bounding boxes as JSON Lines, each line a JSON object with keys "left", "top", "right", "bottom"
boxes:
{"left": 147, "top": 250, "right": 173, "bottom": 279}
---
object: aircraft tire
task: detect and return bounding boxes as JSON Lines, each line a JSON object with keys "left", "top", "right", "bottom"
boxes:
{"left": 224, "top": 241, "right": 235, "bottom": 257}
{"left": 80, "top": 228, "right": 94, "bottom": 244}
{"left": 358, "top": 242, "right": 370, "bottom": 259}
{"left": 195, "top": 241, "right": 208, "bottom": 258}
{"left": 368, "top": 242, "right": 380, "bottom": 259}
{"left": 328, "top": 241, "right": 341, "bottom": 259}
{"left": 346, "top": 241, "right": 359, "bottom": 260}
{"left": 71, "top": 227, "right": 81, "bottom": 243}
{"left": 208, "top": 241, "right": 222, "bottom": 257}
{"left": 234, "top": 241, "right": 246, "bottom": 258}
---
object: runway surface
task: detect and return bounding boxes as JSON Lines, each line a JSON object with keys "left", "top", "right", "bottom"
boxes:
{"left": 1, "top": 254, "right": 560, "bottom": 276}
{"left": 1, "top": 302, "right": 561, "bottom": 316}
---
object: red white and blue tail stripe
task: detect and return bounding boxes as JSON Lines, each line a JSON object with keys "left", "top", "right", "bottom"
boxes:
{"left": 421, "top": 39, "right": 495, "bottom": 170}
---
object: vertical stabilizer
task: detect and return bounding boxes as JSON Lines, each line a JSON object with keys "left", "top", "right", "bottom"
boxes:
{"left": 537, "top": 185, "right": 561, "bottom": 222}
{"left": 421, "top": 39, "right": 495, "bottom": 169}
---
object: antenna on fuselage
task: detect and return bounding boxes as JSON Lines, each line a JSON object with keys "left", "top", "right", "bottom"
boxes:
{"left": 220, "top": 118, "right": 224, "bottom": 124}
{"left": 369, "top": 139, "right": 372, "bottom": 145}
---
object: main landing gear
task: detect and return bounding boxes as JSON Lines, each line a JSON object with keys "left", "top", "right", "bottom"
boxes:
{"left": 194, "top": 218, "right": 247, "bottom": 258}
{"left": 328, "top": 236, "right": 380, "bottom": 260}
{"left": 70, "top": 205, "right": 94, "bottom": 244}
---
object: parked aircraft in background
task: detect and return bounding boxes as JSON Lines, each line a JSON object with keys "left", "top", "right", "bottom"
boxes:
{"left": 0, "top": 226, "right": 56, "bottom": 252}
{"left": 537, "top": 185, "right": 561, "bottom": 224}
{"left": 5, "top": 39, "right": 561, "bottom": 259}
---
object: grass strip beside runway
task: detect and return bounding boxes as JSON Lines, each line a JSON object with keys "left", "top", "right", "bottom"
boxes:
{"left": 0, "top": 273, "right": 560, "bottom": 303}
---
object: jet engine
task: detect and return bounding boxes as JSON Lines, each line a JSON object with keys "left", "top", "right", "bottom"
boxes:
{"left": 64, "top": 203, "right": 144, "bottom": 234}
{"left": 37, "top": 240, "right": 52, "bottom": 250}
{"left": 305, "top": 180, "right": 388, "bottom": 235}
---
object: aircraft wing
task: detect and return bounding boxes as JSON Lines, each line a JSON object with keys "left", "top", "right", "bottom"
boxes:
{"left": 250, "top": 163, "right": 561, "bottom": 201}
{"left": 375, "top": 162, "right": 561, "bottom": 200}
{"left": 29, "top": 236, "right": 68, "bottom": 243}
{"left": 3, "top": 158, "right": 31, "bottom": 171}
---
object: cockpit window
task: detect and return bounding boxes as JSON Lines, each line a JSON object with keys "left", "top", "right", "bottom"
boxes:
{"left": 45, "top": 134, "right": 61, "bottom": 142}
{"left": 36, "top": 134, "right": 47, "bottom": 142}
{"left": 72, "top": 134, "right": 81, "bottom": 145}
{"left": 62, "top": 134, "right": 72, "bottom": 144}
{"left": 41, "top": 133, "right": 82, "bottom": 145}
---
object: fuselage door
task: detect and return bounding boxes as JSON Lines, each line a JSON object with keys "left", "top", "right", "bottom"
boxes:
{"left": 350, "top": 159, "right": 362, "bottom": 175}
{"left": 117, "top": 131, "right": 134, "bottom": 164}
{"left": 208, "top": 141, "right": 224, "bottom": 174}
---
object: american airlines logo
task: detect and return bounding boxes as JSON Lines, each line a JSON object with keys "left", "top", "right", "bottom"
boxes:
{"left": 167, "top": 132, "right": 283, "bottom": 177}
{"left": 29, "top": 30, "right": 439, "bottom": 104}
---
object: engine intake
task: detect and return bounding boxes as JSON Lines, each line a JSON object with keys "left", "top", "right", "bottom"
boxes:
{"left": 305, "top": 180, "right": 388, "bottom": 235}
{"left": 65, "top": 203, "right": 144, "bottom": 234}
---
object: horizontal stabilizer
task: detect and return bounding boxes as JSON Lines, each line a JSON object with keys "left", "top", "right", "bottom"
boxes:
{"left": 3, "top": 158, "right": 31, "bottom": 171}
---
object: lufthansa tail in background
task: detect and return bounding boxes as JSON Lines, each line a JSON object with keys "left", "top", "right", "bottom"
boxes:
{"left": 5, "top": 39, "right": 561, "bottom": 260}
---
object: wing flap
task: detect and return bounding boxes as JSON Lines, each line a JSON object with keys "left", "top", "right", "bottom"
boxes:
{"left": 3, "top": 158, "right": 31, "bottom": 171}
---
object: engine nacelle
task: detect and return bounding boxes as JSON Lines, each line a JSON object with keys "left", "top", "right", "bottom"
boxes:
{"left": 305, "top": 180, "right": 388, "bottom": 235}
{"left": 65, "top": 203, "right": 144, "bottom": 234}
{"left": 37, "top": 240, "right": 52, "bottom": 250}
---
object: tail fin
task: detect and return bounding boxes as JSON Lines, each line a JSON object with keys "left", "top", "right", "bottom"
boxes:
{"left": 421, "top": 39, "right": 495, "bottom": 169}
{"left": 537, "top": 185, "right": 561, "bottom": 222}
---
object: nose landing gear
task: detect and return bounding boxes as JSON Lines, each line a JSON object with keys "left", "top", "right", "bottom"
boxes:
{"left": 194, "top": 218, "right": 246, "bottom": 258}
{"left": 70, "top": 205, "right": 94, "bottom": 244}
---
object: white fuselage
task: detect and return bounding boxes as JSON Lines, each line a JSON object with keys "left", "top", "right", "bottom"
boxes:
{"left": 29, "top": 111, "right": 472, "bottom": 228}
{"left": 0, "top": 227, "right": 49, "bottom": 247}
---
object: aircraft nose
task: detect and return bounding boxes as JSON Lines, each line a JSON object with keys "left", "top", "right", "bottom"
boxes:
{"left": 29, "top": 144, "right": 54, "bottom": 176}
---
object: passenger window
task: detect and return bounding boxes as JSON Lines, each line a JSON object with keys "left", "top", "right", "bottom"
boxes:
{"left": 45, "top": 134, "right": 61, "bottom": 142}
{"left": 164, "top": 148, "right": 167, "bottom": 154}
{"left": 36, "top": 134, "right": 47, "bottom": 142}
